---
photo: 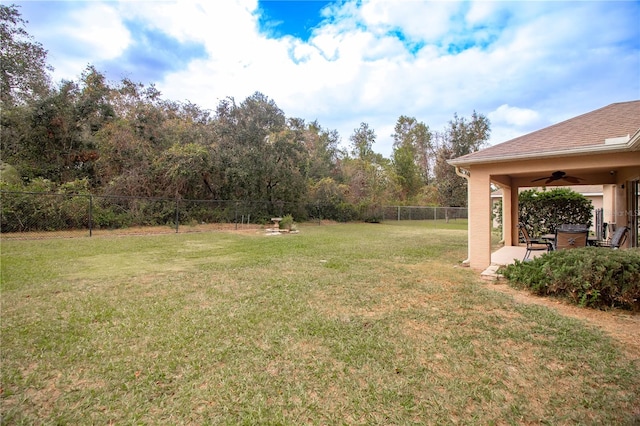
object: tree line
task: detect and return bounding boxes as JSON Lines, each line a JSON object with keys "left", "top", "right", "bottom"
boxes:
{"left": 1, "top": 4, "right": 490, "bottom": 222}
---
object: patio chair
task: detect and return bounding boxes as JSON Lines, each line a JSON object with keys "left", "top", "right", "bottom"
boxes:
{"left": 598, "top": 226, "right": 628, "bottom": 249}
{"left": 557, "top": 223, "right": 588, "bottom": 232}
{"left": 518, "top": 223, "right": 553, "bottom": 261}
{"left": 554, "top": 229, "right": 589, "bottom": 251}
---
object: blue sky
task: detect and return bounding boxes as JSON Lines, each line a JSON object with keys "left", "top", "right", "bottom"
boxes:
{"left": 6, "top": 0, "right": 640, "bottom": 157}
{"left": 257, "top": 0, "right": 333, "bottom": 41}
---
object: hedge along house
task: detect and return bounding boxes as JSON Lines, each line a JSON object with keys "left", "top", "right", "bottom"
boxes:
{"left": 448, "top": 100, "right": 640, "bottom": 270}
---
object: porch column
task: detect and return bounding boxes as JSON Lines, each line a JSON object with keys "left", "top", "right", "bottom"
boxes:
{"left": 500, "top": 185, "right": 514, "bottom": 246}
{"left": 614, "top": 184, "right": 626, "bottom": 229}
{"left": 602, "top": 184, "right": 616, "bottom": 226}
{"left": 468, "top": 169, "right": 492, "bottom": 269}
{"left": 510, "top": 185, "right": 519, "bottom": 246}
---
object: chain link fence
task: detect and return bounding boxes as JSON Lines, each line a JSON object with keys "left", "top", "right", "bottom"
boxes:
{"left": 378, "top": 205, "right": 468, "bottom": 222}
{"left": 1, "top": 191, "right": 467, "bottom": 239}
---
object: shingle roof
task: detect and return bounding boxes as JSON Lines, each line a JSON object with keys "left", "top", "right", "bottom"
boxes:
{"left": 450, "top": 100, "right": 640, "bottom": 166}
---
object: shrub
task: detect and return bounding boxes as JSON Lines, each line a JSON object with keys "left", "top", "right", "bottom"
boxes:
{"left": 360, "top": 203, "right": 383, "bottom": 223}
{"left": 313, "top": 202, "right": 359, "bottom": 222}
{"left": 0, "top": 162, "right": 21, "bottom": 185}
{"left": 279, "top": 214, "right": 296, "bottom": 231}
{"left": 519, "top": 188, "right": 593, "bottom": 237}
{"left": 502, "top": 248, "right": 640, "bottom": 310}
{"left": 92, "top": 205, "right": 132, "bottom": 229}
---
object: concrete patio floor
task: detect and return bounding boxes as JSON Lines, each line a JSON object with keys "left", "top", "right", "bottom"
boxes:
{"left": 481, "top": 245, "right": 547, "bottom": 280}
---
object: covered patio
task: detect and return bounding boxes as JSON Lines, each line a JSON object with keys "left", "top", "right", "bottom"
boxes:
{"left": 449, "top": 101, "right": 640, "bottom": 271}
{"left": 478, "top": 246, "right": 546, "bottom": 280}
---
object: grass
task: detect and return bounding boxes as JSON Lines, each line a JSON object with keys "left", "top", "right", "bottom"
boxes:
{"left": 1, "top": 221, "right": 639, "bottom": 425}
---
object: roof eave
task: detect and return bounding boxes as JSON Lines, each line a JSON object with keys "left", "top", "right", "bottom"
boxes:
{"left": 448, "top": 130, "right": 640, "bottom": 168}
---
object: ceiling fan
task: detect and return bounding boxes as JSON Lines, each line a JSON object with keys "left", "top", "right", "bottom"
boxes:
{"left": 531, "top": 170, "right": 584, "bottom": 185}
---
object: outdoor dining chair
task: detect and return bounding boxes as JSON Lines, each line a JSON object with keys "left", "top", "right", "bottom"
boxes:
{"left": 557, "top": 223, "right": 589, "bottom": 232}
{"left": 518, "top": 223, "right": 553, "bottom": 261}
{"left": 554, "top": 229, "right": 589, "bottom": 251}
{"left": 597, "top": 225, "right": 628, "bottom": 249}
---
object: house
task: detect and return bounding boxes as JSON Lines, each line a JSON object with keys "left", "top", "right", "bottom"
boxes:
{"left": 449, "top": 100, "right": 640, "bottom": 270}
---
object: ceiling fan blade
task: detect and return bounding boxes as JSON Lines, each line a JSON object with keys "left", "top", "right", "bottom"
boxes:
{"left": 545, "top": 178, "right": 554, "bottom": 185}
{"left": 564, "top": 176, "right": 581, "bottom": 184}
{"left": 531, "top": 177, "right": 548, "bottom": 182}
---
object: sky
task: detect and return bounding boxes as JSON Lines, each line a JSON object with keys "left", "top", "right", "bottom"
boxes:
{"left": 6, "top": 0, "right": 640, "bottom": 157}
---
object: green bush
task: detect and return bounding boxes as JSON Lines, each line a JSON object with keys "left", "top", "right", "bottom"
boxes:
{"left": 279, "top": 214, "right": 295, "bottom": 230}
{"left": 359, "top": 203, "right": 383, "bottom": 223}
{"left": 313, "top": 202, "right": 359, "bottom": 223}
{"left": 502, "top": 248, "right": 640, "bottom": 310}
{"left": 519, "top": 188, "right": 593, "bottom": 237}
{"left": 92, "top": 206, "right": 132, "bottom": 229}
{"left": 0, "top": 162, "right": 21, "bottom": 185}
{"left": 59, "top": 195, "right": 90, "bottom": 229}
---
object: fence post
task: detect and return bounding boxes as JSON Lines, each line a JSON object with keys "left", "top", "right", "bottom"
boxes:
{"left": 175, "top": 197, "right": 179, "bottom": 233}
{"left": 89, "top": 195, "right": 93, "bottom": 237}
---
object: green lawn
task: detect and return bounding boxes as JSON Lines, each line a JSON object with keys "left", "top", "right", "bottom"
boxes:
{"left": 1, "top": 221, "right": 638, "bottom": 425}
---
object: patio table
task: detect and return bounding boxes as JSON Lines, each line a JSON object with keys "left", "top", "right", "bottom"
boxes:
{"left": 542, "top": 233, "right": 600, "bottom": 247}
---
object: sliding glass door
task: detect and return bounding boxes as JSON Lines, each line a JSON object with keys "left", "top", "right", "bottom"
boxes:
{"left": 629, "top": 179, "right": 639, "bottom": 248}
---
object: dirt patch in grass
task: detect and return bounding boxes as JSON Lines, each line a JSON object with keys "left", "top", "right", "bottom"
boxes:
{"left": 486, "top": 282, "right": 640, "bottom": 359}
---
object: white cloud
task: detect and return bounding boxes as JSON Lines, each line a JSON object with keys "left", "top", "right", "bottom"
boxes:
{"left": 465, "top": 1, "right": 500, "bottom": 25}
{"left": 67, "top": 5, "right": 129, "bottom": 58}
{"left": 361, "top": 0, "right": 462, "bottom": 41}
{"left": 488, "top": 104, "right": 543, "bottom": 128}
{"left": 14, "top": 0, "right": 639, "bottom": 156}
{"left": 119, "top": 0, "right": 258, "bottom": 44}
{"left": 35, "top": 3, "right": 131, "bottom": 81}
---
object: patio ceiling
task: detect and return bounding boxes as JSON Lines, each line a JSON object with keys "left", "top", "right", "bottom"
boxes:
{"left": 491, "top": 168, "right": 624, "bottom": 188}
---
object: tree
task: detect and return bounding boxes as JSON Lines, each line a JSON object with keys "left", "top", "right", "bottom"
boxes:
{"left": 342, "top": 123, "right": 397, "bottom": 216}
{"left": 234, "top": 91, "right": 286, "bottom": 147}
{"left": 392, "top": 143, "right": 422, "bottom": 200}
{"left": 297, "top": 119, "right": 342, "bottom": 182}
{"left": 11, "top": 68, "right": 115, "bottom": 184}
{"left": 0, "top": 4, "right": 51, "bottom": 106}
{"left": 211, "top": 93, "right": 294, "bottom": 203}
{"left": 345, "top": 123, "right": 377, "bottom": 202}
{"left": 0, "top": 4, "right": 53, "bottom": 185}
{"left": 20, "top": 80, "right": 80, "bottom": 182}
{"left": 446, "top": 111, "right": 490, "bottom": 158}
{"left": 434, "top": 111, "right": 490, "bottom": 206}
{"left": 261, "top": 129, "right": 307, "bottom": 204}
{"left": 349, "top": 122, "right": 376, "bottom": 161}
{"left": 391, "top": 116, "right": 434, "bottom": 200}
{"left": 308, "top": 177, "right": 356, "bottom": 222}
{"left": 76, "top": 66, "right": 115, "bottom": 134}
{"left": 392, "top": 115, "right": 434, "bottom": 185}
{"left": 94, "top": 120, "right": 155, "bottom": 196}
{"left": 155, "top": 143, "right": 212, "bottom": 199}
